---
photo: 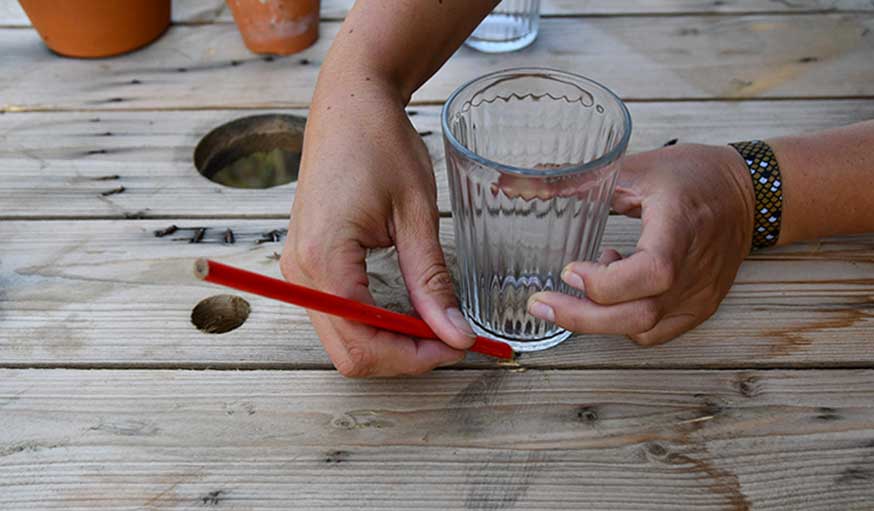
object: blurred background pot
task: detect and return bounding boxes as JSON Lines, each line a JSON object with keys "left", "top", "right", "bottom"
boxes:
{"left": 18, "top": 0, "right": 171, "bottom": 58}
{"left": 227, "top": 0, "right": 320, "bottom": 55}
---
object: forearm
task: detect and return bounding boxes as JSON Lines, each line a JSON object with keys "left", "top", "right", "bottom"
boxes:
{"left": 769, "top": 120, "right": 874, "bottom": 245}
{"left": 313, "top": 0, "right": 497, "bottom": 108}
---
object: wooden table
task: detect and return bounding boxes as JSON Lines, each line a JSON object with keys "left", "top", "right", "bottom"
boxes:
{"left": 2, "top": 1, "right": 874, "bottom": 509}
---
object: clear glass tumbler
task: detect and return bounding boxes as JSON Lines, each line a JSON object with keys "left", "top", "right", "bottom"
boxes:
{"left": 442, "top": 68, "right": 632, "bottom": 352}
{"left": 465, "top": 0, "right": 540, "bottom": 53}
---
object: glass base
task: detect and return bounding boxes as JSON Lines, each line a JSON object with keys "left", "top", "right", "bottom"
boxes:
{"left": 464, "top": 29, "right": 538, "bottom": 54}
{"left": 468, "top": 315, "right": 573, "bottom": 352}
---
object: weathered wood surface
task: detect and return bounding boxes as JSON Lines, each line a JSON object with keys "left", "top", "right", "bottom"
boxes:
{"left": 1, "top": 368, "right": 873, "bottom": 510}
{"left": 3, "top": 14, "right": 873, "bottom": 112}
{"left": 4, "top": 100, "right": 873, "bottom": 219}
{"left": 4, "top": 1, "right": 874, "bottom": 509}
{"left": 3, "top": 0, "right": 872, "bottom": 26}
{"left": 0, "top": 109, "right": 311, "bottom": 220}
{"left": 2, "top": 218, "right": 872, "bottom": 369}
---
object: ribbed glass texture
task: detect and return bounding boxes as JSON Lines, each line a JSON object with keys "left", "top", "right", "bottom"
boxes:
{"left": 442, "top": 68, "right": 631, "bottom": 351}
{"left": 466, "top": 0, "right": 540, "bottom": 53}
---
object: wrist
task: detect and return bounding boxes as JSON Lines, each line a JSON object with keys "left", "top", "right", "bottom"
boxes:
{"left": 719, "top": 144, "right": 757, "bottom": 252}
{"left": 310, "top": 64, "right": 408, "bottom": 123}
{"left": 307, "top": 71, "right": 409, "bottom": 149}
{"left": 765, "top": 137, "right": 804, "bottom": 245}
{"left": 315, "top": 37, "right": 412, "bottom": 103}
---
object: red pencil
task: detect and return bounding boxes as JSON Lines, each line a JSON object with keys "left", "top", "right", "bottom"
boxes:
{"left": 193, "top": 258, "right": 514, "bottom": 360}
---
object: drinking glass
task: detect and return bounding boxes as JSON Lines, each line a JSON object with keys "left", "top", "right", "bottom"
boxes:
{"left": 465, "top": 0, "right": 540, "bottom": 53}
{"left": 441, "top": 68, "right": 632, "bottom": 352}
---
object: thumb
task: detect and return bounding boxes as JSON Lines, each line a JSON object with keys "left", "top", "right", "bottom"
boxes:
{"left": 393, "top": 205, "right": 476, "bottom": 350}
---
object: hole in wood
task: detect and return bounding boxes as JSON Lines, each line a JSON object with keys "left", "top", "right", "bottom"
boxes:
{"left": 194, "top": 114, "right": 305, "bottom": 189}
{"left": 191, "top": 294, "right": 251, "bottom": 334}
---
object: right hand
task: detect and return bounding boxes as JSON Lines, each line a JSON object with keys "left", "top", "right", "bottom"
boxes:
{"left": 281, "top": 87, "right": 476, "bottom": 377}
{"left": 527, "top": 144, "right": 754, "bottom": 346}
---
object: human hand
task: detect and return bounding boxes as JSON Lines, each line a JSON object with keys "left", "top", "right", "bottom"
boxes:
{"left": 281, "top": 88, "right": 475, "bottom": 377}
{"left": 527, "top": 144, "right": 755, "bottom": 346}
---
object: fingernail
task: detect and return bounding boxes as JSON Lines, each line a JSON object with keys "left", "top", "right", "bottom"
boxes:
{"left": 528, "top": 300, "right": 555, "bottom": 322}
{"left": 561, "top": 267, "right": 585, "bottom": 290}
{"left": 446, "top": 308, "right": 476, "bottom": 338}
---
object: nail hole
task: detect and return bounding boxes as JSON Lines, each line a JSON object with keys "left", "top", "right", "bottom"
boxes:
{"left": 191, "top": 294, "right": 251, "bottom": 334}
{"left": 194, "top": 114, "right": 305, "bottom": 189}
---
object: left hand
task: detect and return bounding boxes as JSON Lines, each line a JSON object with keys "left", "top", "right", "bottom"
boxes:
{"left": 526, "top": 144, "right": 755, "bottom": 346}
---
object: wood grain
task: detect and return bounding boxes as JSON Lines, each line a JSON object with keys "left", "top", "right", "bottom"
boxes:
{"left": 3, "top": 0, "right": 872, "bottom": 26}
{"left": 540, "top": 0, "right": 874, "bottom": 15}
{"left": 1, "top": 368, "right": 873, "bottom": 510}
{"left": 3, "top": 100, "right": 873, "bottom": 219}
{"left": 4, "top": 3, "right": 873, "bottom": 508}
{"left": 3, "top": 15, "right": 873, "bottom": 112}
{"left": 1, "top": 218, "right": 872, "bottom": 369}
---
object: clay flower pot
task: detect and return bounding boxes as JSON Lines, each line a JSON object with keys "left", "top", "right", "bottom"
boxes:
{"left": 18, "top": 0, "right": 170, "bottom": 58}
{"left": 227, "top": 0, "right": 320, "bottom": 55}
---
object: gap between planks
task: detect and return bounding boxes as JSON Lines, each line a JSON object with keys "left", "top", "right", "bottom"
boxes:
{"left": 3, "top": 363, "right": 874, "bottom": 371}
{"left": 2, "top": 9, "right": 871, "bottom": 30}
{"left": 6, "top": 96, "right": 874, "bottom": 114}
{"left": 0, "top": 213, "right": 450, "bottom": 221}
{"left": 5, "top": 13, "right": 874, "bottom": 110}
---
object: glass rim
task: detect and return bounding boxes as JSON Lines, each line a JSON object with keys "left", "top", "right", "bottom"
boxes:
{"left": 441, "top": 67, "right": 632, "bottom": 178}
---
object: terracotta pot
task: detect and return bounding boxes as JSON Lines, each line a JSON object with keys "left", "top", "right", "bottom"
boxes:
{"left": 227, "top": 0, "right": 319, "bottom": 55}
{"left": 18, "top": 0, "right": 170, "bottom": 58}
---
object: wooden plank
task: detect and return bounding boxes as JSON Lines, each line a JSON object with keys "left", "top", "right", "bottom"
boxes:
{"left": 1, "top": 217, "right": 873, "bottom": 369}
{"left": 171, "top": 0, "right": 874, "bottom": 20}
{"left": 1, "top": 368, "right": 873, "bottom": 509}
{"left": 541, "top": 0, "right": 874, "bottom": 15}
{"left": 3, "top": 15, "right": 873, "bottom": 111}
{"left": 3, "top": 100, "right": 873, "bottom": 219}
{"left": 4, "top": 0, "right": 872, "bottom": 26}
{"left": 0, "top": 108, "right": 314, "bottom": 220}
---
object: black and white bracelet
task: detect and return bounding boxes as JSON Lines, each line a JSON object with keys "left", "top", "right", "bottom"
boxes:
{"left": 729, "top": 140, "right": 784, "bottom": 250}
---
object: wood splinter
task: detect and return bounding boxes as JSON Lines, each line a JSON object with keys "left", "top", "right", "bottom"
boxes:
{"left": 154, "top": 225, "right": 179, "bottom": 237}
{"left": 256, "top": 229, "right": 286, "bottom": 244}
{"left": 99, "top": 186, "right": 125, "bottom": 196}
{"left": 190, "top": 228, "right": 206, "bottom": 244}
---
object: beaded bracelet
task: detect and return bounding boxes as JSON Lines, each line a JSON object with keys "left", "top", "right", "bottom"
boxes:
{"left": 729, "top": 140, "right": 784, "bottom": 250}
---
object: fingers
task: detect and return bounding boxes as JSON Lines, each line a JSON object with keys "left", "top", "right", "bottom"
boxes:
{"left": 281, "top": 234, "right": 464, "bottom": 378}
{"left": 627, "top": 312, "right": 700, "bottom": 347}
{"left": 307, "top": 311, "right": 465, "bottom": 377}
{"left": 610, "top": 150, "right": 653, "bottom": 217}
{"left": 393, "top": 203, "right": 476, "bottom": 351}
{"left": 526, "top": 290, "right": 706, "bottom": 344}
{"left": 528, "top": 262, "right": 713, "bottom": 345}
{"left": 627, "top": 288, "right": 719, "bottom": 346}
{"left": 527, "top": 292, "right": 663, "bottom": 336}
{"left": 526, "top": 248, "right": 689, "bottom": 340}
{"left": 561, "top": 208, "right": 691, "bottom": 305}
{"left": 598, "top": 248, "right": 623, "bottom": 265}
{"left": 611, "top": 185, "right": 642, "bottom": 218}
